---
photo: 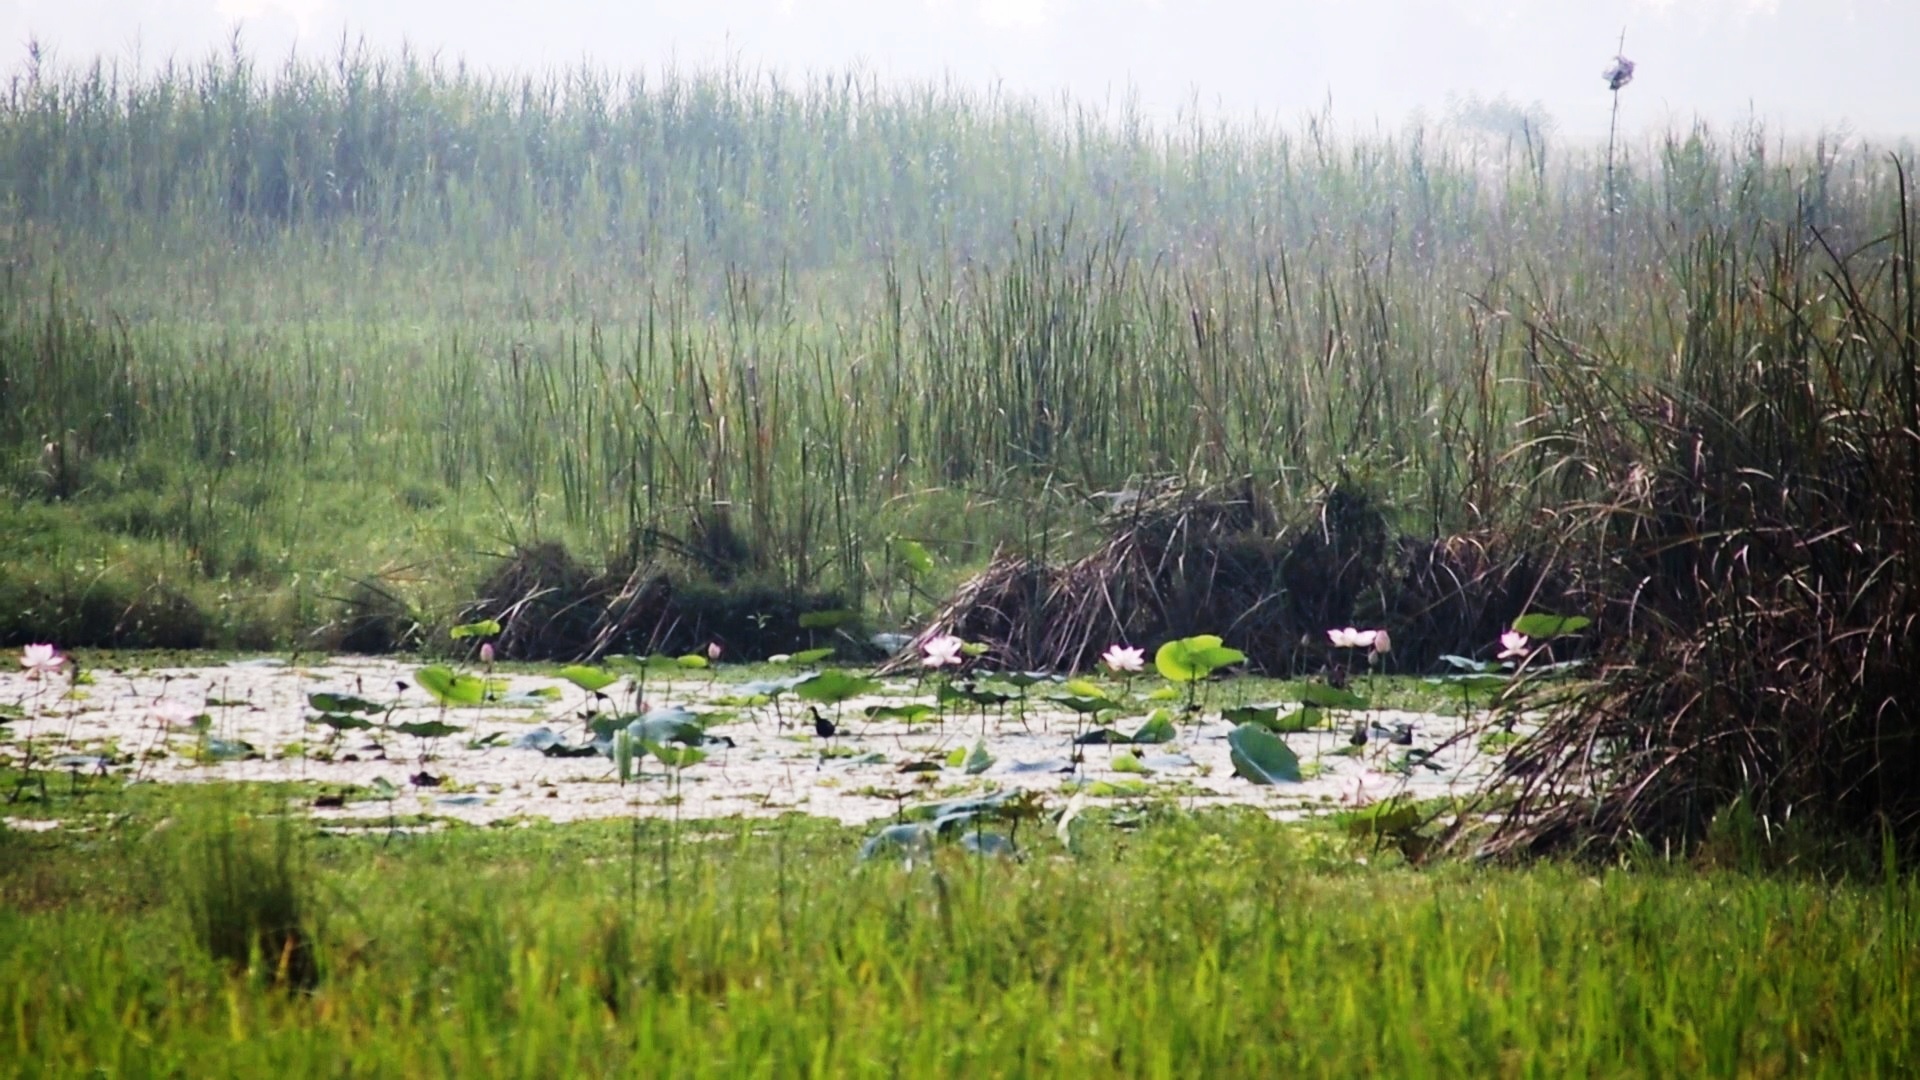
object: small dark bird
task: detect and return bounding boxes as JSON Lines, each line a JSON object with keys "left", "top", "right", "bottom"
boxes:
{"left": 1363, "top": 721, "right": 1416, "bottom": 745}
{"left": 1349, "top": 723, "right": 1368, "bottom": 747}
{"left": 810, "top": 706, "right": 837, "bottom": 740}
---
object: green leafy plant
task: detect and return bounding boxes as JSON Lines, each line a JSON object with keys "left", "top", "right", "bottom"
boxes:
{"left": 1228, "top": 724, "right": 1302, "bottom": 785}
{"left": 1154, "top": 635, "right": 1245, "bottom": 713}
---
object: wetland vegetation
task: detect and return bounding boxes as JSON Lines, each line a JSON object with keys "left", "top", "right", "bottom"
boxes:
{"left": 3, "top": 41, "right": 1918, "bottom": 1075}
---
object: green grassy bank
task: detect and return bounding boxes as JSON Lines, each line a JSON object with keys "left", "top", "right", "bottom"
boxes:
{"left": 3, "top": 789, "right": 1915, "bottom": 1076}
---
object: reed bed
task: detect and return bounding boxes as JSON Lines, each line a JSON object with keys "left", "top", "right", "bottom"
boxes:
{"left": 0, "top": 47, "right": 1909, "bottom": 647}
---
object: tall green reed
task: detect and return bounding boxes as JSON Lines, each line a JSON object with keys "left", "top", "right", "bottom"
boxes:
{"left": 2, "top": 46, "right": 1907, "bottom": 630}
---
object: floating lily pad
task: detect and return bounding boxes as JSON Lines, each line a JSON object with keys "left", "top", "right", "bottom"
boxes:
{"left": 1128, "top": 711, "right": 1177, "bottom": 745}
{"left": 1227, "top": 724, "right": 1302, "bottom": 784}
{"left": 495, "top": 688, "right": 562, "bottom": 707}
{"left": 796, "top": 670, "right": 880, "bottom": 705}
{"left": 393, "top": 720, "right": 462, "bottom": 740}
{"left": 199, "top": 738, "right": 256, "bottom": 762}
{"left": 864, "top": 703, "right": 935, "bottom": 724}
{"left": 1081, "top": 779, "right": 1152, "bottom": 798}
{"left": 1223, "top": 703, "right": 1320, "bottom": 731}
{"left": 310, "top": 712, "right": 374, "bottom": 732}
{"left": 509, "top": 727, "right": 565, "bottom": 751}
{"left": 1154, "top": 635, "right": 1246, "bottom": 683}
{"left": 1052, "top": 694, "right": 1114, "bottom": 716}
{"left": 621, "top": 707, "right": 706, "bottom": 747}
{"left": 1345, "top": 796, "right": 1423, "bottom": 838}
{"left": 449, "top": 619, "right": 502, "bottom": 641}
{"left": 963, "top": 741, "right": 994, "bottom": 775}
{"left": 1298, "top": 684, "right": 1369, "bottom": 710}
{"left": 557, "top": 665, "right": 619, "bottom": 693}
{"left": 743, "top": 673, "right": 816, "bottom": 697}
{"left": 990, "top": 671, "right": 1057, "bottom": 689}
{"left": 938, "top": 682, "right": 1012, "bottom": 708}
{"left": 1511, "top": 613, "right": 1592, "bottom": 638}
{"left": 959, "top": 832, "right": 1017, "bottom": 857}
{"left": 307, "top": 692, "right": 384, "bottom": 715}
{"left": 415, "top": 666, "right": 489, "bottom": 707}
{"left": 642, "top": 740, "right": 708, "bottom": 769}
{"left": 858, "top": 822, "right": 935, "bottom": 862}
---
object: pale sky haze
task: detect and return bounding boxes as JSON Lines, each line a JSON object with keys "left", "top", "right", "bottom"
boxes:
{"left": 4, "top": 0, "right": 1916, "bottom": 142}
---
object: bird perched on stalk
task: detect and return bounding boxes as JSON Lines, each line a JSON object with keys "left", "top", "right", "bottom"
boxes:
{"left": 1602, "top": 54, "right": 1635, "bottom": 91}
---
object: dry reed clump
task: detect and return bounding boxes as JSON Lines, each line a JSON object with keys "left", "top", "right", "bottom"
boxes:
{"left": 1477, "top": 198, "right": 1920, "bottom": 864}
{"left": 1384, "top": 535, "right": 1585, "bottom": 674}
{"left": 1480, "top": 436, "right": 1920, "bottom": 865}
{"left": 900, "top": 480, "right": 1560, "bottom": 674}
{"left": 0, "top": 573, "right": 212, "bottom": 650}
{"left": 325, "top": 577, "right": 426, "bottom": 655}
{"left": 456, "top": 541, "right": 849, "bottom": 661}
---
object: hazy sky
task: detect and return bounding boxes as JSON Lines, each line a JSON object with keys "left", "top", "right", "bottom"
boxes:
{"left": 5, "top": 0, "right": 1916, "bottom": 142}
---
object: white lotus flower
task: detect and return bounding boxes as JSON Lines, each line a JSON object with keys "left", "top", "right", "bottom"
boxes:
{"left": 1327, "top": 627, "right": 1379, "bottom": 649}
{"left": 1101, "top": 644, "right": 1145, "bottom": 674}
{"left": 921, "top": 634, "right": 966, "bottom": 669}
{"left": 1340, "top": 769, "right": 1396, "bottom": 807}
{"left": 152, "top": 700, "right": 205, "bottom": 729}
{"left": 20, "top": 643, "right": 64, "bottom": 679}
{"left": 1498, "top": 631, "right": 1531, "bottom": 660}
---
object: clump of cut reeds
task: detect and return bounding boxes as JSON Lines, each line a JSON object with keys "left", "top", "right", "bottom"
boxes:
{"left": 1384, "top": 533, "right": 1585, "bottom": 674}
{"left": 458, "top": 540, "right": 851, "bottom": 661}
{"left": 1478, "top": 178, "right": 1920, "bottom": 865}
{"left": 904, "top": 479, "right": 1560, "bottom": 674}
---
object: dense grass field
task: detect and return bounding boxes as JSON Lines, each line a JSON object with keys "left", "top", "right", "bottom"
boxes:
{"left": 3, "top": 786, "right": 1916, "bottom": 1077}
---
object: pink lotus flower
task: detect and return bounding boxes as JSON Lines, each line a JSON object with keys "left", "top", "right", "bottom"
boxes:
{"left": 1603, "top": 55, "right": 1635, "bottom": 91}
{"left": 1340, "top": 769, "right": 1397, "bottom": 808}
{"left": 1101, "top": 644, "right": 1145, "bottom": 674}
{"left": 1498, "top": 631, "right": 1531, "bottom": 660}
{"left": 706, "top": 641, "right": 724, "bottom": 662}
{"left": 20, "top": 643, "right": 64, "bottom": 679}
{"left": 1369, "top": 629, "right": 1392, "bottom": 656}
{"left": 152, "top": 700, "right": 206, "bottom": 729}
{"left": 479, "top": 642, "right": 496, "bottom": 666}
{"left": 922, "top": 634, "right": 965, "bottom": 669}
{"left": 1327, "top": 627, "right": 1379, "bottom": 650}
